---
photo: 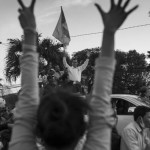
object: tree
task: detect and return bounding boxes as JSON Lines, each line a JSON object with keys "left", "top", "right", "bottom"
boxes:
{"left": 113, "top": 50, "right": 147, "bottom": 94}
{"left": 38, "top": 38, "right": 63, "bottom": 69}
{"left": 5, "top": 35, "right": 65, "bottom": 82}
{"left": 74, "top": 48, "right": 147, "bottom": 94}
{"left": 5, "top": 38, "right": 22, "bottom": 82}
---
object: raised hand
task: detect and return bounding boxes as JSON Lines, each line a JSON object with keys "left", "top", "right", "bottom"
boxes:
{"left": 86, "top": 51, "right": 90, "bottom": 58}
{"left": 17, "top": 0, "right": 36, "bottom": 31}
{"left": 95, "top": 0, "right": 138, "bottom": 33}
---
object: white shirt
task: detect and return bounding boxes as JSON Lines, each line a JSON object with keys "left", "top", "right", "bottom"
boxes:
{"left": 121, "top": 121, "right": 150, "bottom": 150}
{"left": 63, "top": 57, "right": 89, "bottom": 82}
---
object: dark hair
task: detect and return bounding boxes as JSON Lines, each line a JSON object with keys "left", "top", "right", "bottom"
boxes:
{"left": 72, "top": 58, "right": 77, "bottom": 62}
{"left": 36, "top": 88, "right": 91, "bottom": 149}
{"left": 134, "top": 106, "right": 150, "bottom": 121}
{"left": 139, "top": 86, "right": 147, "bottom": 97}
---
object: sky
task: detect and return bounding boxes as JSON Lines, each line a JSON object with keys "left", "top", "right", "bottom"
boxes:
{"left": 0, "top": 0, "right": 150, "bottom": 85}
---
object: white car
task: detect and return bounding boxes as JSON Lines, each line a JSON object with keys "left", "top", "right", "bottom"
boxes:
{"left": 111, "top": 94, "right": 149, "bottom": 135}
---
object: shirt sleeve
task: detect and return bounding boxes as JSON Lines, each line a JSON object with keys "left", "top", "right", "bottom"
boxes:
{"left": 63, "top": 57, "right": 70, "bottom": 68}
{"left": 9, "top": 47, "right": 39, "bottom": 150}
{"left": 83, "top": 57, "right": 116, "bottom": 150}
{"left": 121, "top": 128, "right": 141, "bottom": 150}
{"left": 79, "top": 59, "right": 89, "bottom": 71}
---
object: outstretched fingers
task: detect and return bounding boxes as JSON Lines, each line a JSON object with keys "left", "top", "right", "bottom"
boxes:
{"left": 110, "top": 0, "right": 115, "bottom": 9}
{"left": 18, "top": 0, "right": 25, "bottom": 9}
{"left": 123, "top": 0, "right": 130, "bottom": 10}
{"left": 30, "top": 0, "right": 36, "bottom": 12}
{"left": 117, "top": 0, "right": 123, "bottom": 7}
{"left": 95, "top": 3, "right": 104, "bottom": 19}
{"left": 127, "top": 5, "right": 138, "bottom": 16}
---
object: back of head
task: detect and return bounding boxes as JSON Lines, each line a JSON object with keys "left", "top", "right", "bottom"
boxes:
{"left": 36, "top": 88, "right": 91, "bottom": 149}
{"left": 139, "top": 86, "right": 147, "bottom": 97}
{"left": 134, "top": 106, "right": 150, "bottom": 121}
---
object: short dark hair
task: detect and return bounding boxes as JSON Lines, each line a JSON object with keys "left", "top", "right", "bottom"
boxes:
{"left": 134, "top": 106, "right": 150, "bottom": 121}
{"left": 139, "top": 86, "right": 147, "bottom": 97}
{"left": 72, "top": 58, "right": 77, "bottom": 62}
{"left": 36, "top": 88, "right": 91, "bottom": 149}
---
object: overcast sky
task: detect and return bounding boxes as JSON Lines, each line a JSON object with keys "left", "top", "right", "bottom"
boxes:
{"left": 0, "top": 0, "right": 150, "bottom": 84}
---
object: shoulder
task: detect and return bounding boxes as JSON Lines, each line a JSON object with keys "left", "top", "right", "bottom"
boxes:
{"left": 122, "top": 122, "right": 137, "bottom": 135}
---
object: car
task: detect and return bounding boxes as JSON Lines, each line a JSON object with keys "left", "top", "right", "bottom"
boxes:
{"left": 111, "top": 94, "right": 150, "bottom": 135}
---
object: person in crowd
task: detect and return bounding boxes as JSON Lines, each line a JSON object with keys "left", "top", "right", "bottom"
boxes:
{"left": 111, "top": 100, "right": 120, "bottom": 150}
{"left": 54, "top": 65, "right": 64, "bottom": 80}
{"left": 63, "top": 50, "right": 90, "bottom": 93}
{"left": 47, "top": 69, "right": 57, "bottom": 86}
{"left": 139, "top": 86, "right": 150, "bottom": 106}
{"left": 46, "top": 62, "right": 53, "bottom": 74}
{"left": 120, "top": 106, "right": 150, "bottom": 150}
{"left": 0, "top": 106, "right": 13, "bottom": 150}
{"left": 9, "top": 0, "right": 138, "bottom": 150}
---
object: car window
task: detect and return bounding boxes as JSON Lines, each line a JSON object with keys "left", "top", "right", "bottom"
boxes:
{"left": 111, "top": 98, "right": 136, "bottom": 115}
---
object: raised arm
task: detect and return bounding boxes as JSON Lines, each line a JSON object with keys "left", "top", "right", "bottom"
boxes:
{"left": 95, "top": 0, "right": 138, "bottom": 58}
{"left": 9, "top": 0, "right": 39, "bottom": 150}
{"left": 83, "top": 1, "right": 138, "bottom": 150}
{"left": 62, "top": 45, "right": 70, "bottom": 68}
{"left": 80, "top": 51, "right": 90, "bottom": 71}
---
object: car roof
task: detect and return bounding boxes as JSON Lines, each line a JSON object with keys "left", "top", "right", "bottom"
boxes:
{"left": 111, "top": 94, "right": 149, "bottom": 107}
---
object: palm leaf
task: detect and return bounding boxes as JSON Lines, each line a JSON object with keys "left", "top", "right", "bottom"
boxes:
{"left": 5, "top": 39, "right": 22, "bottom": 82}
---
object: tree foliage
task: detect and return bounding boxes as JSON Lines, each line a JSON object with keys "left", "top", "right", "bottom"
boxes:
{"left": 5, "top": 38, "right": 22, "bottom": 82}
{"left": 73, "top": 49, "right": 148, "bottom": 94}
{"left": 5, "top": 36, "right": 148, "bottom": 95}
{"left": 113, "top": 50, "right": 147, "bottom": 94}
{"left": 5, "top": 35, "right": 66, "bottom": 82}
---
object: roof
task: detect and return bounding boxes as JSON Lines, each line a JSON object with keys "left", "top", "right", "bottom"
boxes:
{"left": 111, "top": 94, "right": 149, "bottom": 107}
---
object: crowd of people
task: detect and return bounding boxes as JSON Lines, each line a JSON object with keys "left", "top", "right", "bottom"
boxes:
{"left": 0, "top": 0, "right": 150, "bottom": 150}
{"left": 38, "top": 50, "right": 90, "bottom": 94}
{"left": 0, "top": 104, "right": 13, "bottom": 150}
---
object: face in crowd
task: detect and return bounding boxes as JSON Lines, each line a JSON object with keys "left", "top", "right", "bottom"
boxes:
{"left": 72, "top": 59, "right": 78, "bottom": 68}
{"left": 134, "top": 106, "right": 150, "bottom": 129}
{"left": 55, "top": 65, "right": 60, "bottom": 72}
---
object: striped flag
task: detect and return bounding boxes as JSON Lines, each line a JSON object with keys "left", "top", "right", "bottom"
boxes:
{"left": 53, "top": 6, "right": 71, "bottom": 46}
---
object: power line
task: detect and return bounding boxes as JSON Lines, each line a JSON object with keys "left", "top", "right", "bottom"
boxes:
{"left": 0, "top": 23, "right": 150, "bottom": 44}
{"left": 0, "top": 42, "right": 9, "bottom": 46}
{"left": 71, "top": 23, "right": 150, "bottom": 38}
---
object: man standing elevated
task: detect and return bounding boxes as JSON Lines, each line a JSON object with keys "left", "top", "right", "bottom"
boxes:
{"left": 63, "top": 49, "right": 90, "bottom": 93}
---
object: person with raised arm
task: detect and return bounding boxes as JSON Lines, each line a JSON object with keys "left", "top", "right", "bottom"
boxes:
{"left": 9, "top": 0, "right": 138, "bottom": 150}
{"left": 9, "top": 0, "right": 39, "bottom": 149}
{"left": 63, "top": 47, "right": 90, "bottom": 93}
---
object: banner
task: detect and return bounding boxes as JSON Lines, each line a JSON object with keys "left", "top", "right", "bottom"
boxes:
{"left": 53, "top": 6, "right": 71, "bottom": 45}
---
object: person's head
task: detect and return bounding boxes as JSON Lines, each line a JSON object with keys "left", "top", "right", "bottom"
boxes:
{"left": 36, "top": 89, "right": 91, "bottom": 149}
{"left": 49, "top": 62, "right": 52, "bottom": 68}
{"left": 48, "top": 69, "right": 55, "bottom": 76}
{"left": 139, "top": 86, "right": 150, "bottom": 97}
{"left": 55, "top": 65, "right": 60, "bottom": 72}
{"left": 134, "top": 106, "right": 150, "bottom": 129}
{"left": 72, "top": 59, "right": 78, "bottom": 68}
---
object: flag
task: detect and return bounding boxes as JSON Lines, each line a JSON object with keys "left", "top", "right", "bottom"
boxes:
{"left": 53, "top": 6, "right": 71, "bottom": 45}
